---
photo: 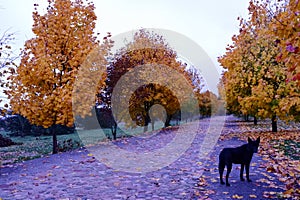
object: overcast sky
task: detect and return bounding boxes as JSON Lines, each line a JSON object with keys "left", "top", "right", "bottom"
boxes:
{"left": 0, "top": 0, "right": 250, "bottom": 97}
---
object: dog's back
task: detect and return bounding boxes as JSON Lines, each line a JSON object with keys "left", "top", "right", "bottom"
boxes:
{"left": 219, "top": 143, "right": 255, "bottom": 165}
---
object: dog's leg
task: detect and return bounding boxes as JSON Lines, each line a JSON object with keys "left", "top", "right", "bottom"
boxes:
{"left": 240, "top": 164, "right": 245, "bottom": 181}
{"left": 219, "top": 162, "right": 225, "bottom": 185}
{"left": 225, "top": 163, "right": 232, "bottom": 186}
{"left": 245, "top": 163, "right": 252, "bottom": 182}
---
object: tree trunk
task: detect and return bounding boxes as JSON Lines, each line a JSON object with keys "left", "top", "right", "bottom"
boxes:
{"left": 144, "top": 108, "right": 151, "bottom": 132}
{"left": 111, "top": 122, "right": 117, "bottom": 140}
{"left": 244, "top": 114, "right": 249, "bottom": 121}
{"left": 254, "top": 116, "right": 257, "bottom": 125}
{"left": 17, "top": 115, "right": 25, "bottom": 137}
{"left": 52, "top": 127, "right": 58, "bottom": 154}
{"left": 151, "top": 120, "right": 155, "bottom": 131}
{"left": 165, "top": 114, "right": 172, "bottom": 127}
{"left": 112, "top": 129, "right": 116, "bottom": 140}
{"left": 271, "top": 116, "right": 277, "bottom": 132}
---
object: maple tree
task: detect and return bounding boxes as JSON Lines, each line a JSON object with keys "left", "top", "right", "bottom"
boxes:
{"left": 217, "top": 76, "right": 225, "bottom": 105}
{"left": 218, "top": 71, "right": 243, "bottom": 117}
{"left": 270, "top": 0, "right": 300, "bottom": 83}
{"left": 217, "top": 75, "right": 227, "bottom": 116}
{"left": 268, "top": 0, "right": 300, "bottom": 122}
{"left": 100, "top": 29, "right": 201, "bottom": 138}
{"left": 218, "top": 0, "right": 300, "bottom": 131}
{"left": 197, "top": 90, "right": 218, "bottom": 118}
{"left": 5, "top": 0, "right": 111, "bottom": 153}
{"left": 129, "top": 83, "right": 180, "bottom": 129}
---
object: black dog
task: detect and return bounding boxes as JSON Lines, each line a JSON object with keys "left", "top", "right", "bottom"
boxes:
{"left": 218, "top": 137, "right": 260, "bottom": 186}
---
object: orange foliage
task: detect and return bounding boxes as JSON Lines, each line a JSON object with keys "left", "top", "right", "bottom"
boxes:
{"left": 6, "top": 0, "right": 111, "bottom": 128}
{"left": 218, "top": 0, "right": 300, "bottom": 128}
{"left": 271, "top": 0, "right": 300, "bottom": 83}
{"left": 103, "top": 29, "right": 201, "bottom": 128}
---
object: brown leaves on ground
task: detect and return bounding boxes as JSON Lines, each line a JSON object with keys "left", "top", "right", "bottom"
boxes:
{"left": 222, "top": 127, "right": 300, "bottom": 199}
{"left": 194, "top": 175, "right": 215, "bottom": 199}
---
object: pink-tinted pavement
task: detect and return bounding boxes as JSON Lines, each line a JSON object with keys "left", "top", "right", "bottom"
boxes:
{"left": 0, "top": 117, "right": 288, "bottom": 199}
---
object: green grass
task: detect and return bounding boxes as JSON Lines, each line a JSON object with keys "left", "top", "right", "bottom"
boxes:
{"left": 0, "top": 120, "right": 180, "bottom": 165}
{"left": 0, "top": 121, "right": 165, "bottom": 165}
{"left": 0, "top": 128, "right": 112, "bottom": 165}
{"left": 275, "top": 139, "right": 300, "bottom": 160}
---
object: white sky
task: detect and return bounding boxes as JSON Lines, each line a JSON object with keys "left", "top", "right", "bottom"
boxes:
{"left": 0, "top": 0, "right": 250, "bottom": 96}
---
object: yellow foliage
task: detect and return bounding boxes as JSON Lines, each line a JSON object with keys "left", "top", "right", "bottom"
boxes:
{"left": 271, "top": 0, "right": 300, "bottom": 84}
{"left": 105, "top": 29, "right": 200, "bottom": 127}
{"left": 5, "top": 0, "right": 112, "bottom": 128}
{"left": 218, "top": 0, "right": 300, "bottom": 123}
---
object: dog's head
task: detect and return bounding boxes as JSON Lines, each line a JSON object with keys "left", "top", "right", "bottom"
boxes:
{"left": 247, "top": 137, "right": 260, "bottom": 153}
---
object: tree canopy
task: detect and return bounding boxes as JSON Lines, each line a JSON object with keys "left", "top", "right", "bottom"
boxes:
{"left": 100, "top": 29, "right": 201, "bottom": 136}
{"left": 5, "top": 0, "right": 112, "bottom": 153}
{"left": 218, "top": 0, "right": 300, "bottom": 131}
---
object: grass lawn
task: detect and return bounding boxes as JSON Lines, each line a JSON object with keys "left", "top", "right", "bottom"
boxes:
{"left": 0, "top": 121, "right": 167, "bottom": 165}
{"left": 0, "top": 128, "right": 110, "bottom": 165}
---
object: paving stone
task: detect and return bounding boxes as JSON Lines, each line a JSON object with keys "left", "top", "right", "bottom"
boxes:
{"left": 0, "top": 116, "right": 289, "bottom": 199}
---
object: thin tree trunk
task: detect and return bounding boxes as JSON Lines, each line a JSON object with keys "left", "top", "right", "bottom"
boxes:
{"left": 112, "top": 129, "right": 116, "bottom": 140}
{"left": 112, "top": 122, "right": 117, "bottom": 140}
{"left": 165, "top": 114, "right": 172, "bottom": 127}
{"left": 52, "top": 126, "right": 58, "bottom": 154}
{"left": 244, "top": 114, "right": 249, "bottom": 121}
{"left": 143, "top": 101, "right": 151, "bottom": 132}
{"left": 17, "top": 115, "right": 24, "bottom": 137}
{"left": 254, "top": 116, "right": 257, "bottom": 125}
{"left": 151, "top": 120, "right": 155, "bottom": 131}
{"left": 271, "top": 115, "right": 277, "bottom": 132}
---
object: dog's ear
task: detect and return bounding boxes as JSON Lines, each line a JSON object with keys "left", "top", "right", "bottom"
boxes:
{"left": 256, "top": 137, "right": 260, "bottom": 143}
{"left": 248, "top": 137, "right": 252, "bottom": 143}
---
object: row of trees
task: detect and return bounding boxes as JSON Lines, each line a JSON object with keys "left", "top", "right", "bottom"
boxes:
{"left": 0, "top": 114, "right": 75, "bottom": 137}
{"left": 97, "top": 29, "right": 223, "bottom": 139}
{"left": 0, "top": 0, "right": 221, "bottom": 152}
{"left": 218, "top": 0, "right": 300, "bottom": 132}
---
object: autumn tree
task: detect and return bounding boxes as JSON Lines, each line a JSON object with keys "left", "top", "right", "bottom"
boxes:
{"left": 129, "top": 83, "right": 180, "bottom": 129}
{"left": 269, "top": 0, "right": 300, "bottom": 121}
{"left": 271, "top": 0, "right": 300, "bottom": 83}
{"left": 217, "top": 13, "right": 259, "bottom": 119}
{"left": 217, "top": 75, "right": 227, "bottom": 115}
{"left": 218, "top": 0, "right": 299, "bottom": 131}
{"left": 5, "top": 0, "right": 111, "bottom": 153}
{"left": 218, "top": 72, "right": 242, "bottom": 117}
{"left": 100, "top": 29, "right": 200, "bottom": 138}
{"left": 197, "top": 90, "right": 218, "bottom": 118}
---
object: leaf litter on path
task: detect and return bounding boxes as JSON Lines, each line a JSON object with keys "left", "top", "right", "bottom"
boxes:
{"left": 0, "top": 116, "right": 299, "bottom": 199}
{"left": 196, "top": 117, "right": 299, "bottom": 199}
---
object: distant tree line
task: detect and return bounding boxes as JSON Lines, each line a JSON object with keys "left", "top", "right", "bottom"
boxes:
{"left": 0, "top": 112, "right": 75, "bottom": 137}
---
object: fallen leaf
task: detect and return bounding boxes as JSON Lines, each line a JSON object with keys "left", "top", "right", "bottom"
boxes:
{"left": 232, "top": 194, "right": 243, "bottom": 199}
{"left": 197, "top": 161, "right": 203, "bottom": 165}
{"left": 249, "top": 194, "right": 257, "bottom": 198}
